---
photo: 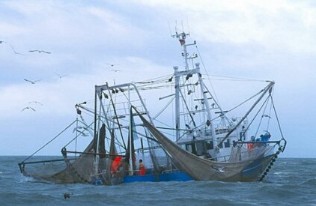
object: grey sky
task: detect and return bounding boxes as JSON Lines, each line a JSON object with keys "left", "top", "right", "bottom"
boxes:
{"left": 0, "top": 0, "right": 315, "bottom": 157}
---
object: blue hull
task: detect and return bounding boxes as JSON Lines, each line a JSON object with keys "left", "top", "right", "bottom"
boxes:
{"left": 123, "top": 170, "right": 192, "bottom": 183}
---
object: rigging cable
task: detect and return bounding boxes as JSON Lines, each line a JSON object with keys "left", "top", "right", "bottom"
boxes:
{"left": 63, "top": 121, "right": 94, "bottom": 148}
{"left": 266, "top": 95, "right": 273, "bottom": 130}
{"left": 21, "top": 119, "right": 77, "bottom": 163}
{"left": 270, "top": 96, "right": 285, "bottom": 140}
{"left": 107, "top": 90, "right": 127, "bottom": 150}
{"left": 226, "top": 88, "right": 264, "bottom": 113}
{"left": 195, "top": 44, "right": 220, "bottom": 105}
{"left": 251, "top": 96, "right": 271, "bottom": 137}
{"left": 153, "top": 95, "right": 175, "bottom": 120}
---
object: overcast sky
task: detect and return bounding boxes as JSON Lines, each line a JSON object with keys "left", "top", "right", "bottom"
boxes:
{"left": 0, "top": 0, "right": 315, "bottom": 158}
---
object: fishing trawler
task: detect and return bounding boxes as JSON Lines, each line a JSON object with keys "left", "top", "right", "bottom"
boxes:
{"left": 18, "top": 31, "right": 286, "bottom": 184}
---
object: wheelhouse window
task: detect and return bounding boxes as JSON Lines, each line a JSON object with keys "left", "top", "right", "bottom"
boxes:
{"left": 224, "top": 139, "right": 230, "bottom": 148}
{"left": 195, "top": 141, "right": 206, "bottom": 156}
{"left": 185, "top": 143, "right": 197, "bottom": 155}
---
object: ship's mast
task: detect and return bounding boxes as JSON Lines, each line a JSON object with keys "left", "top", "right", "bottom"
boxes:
{"left": 172, "top": 32, "right": 214, "bottom": 141}
{"left": 196, "top": 63, "right": 215, "bottom": 138}
{"left": 172, "top": 32, "right": 190, "bottom": 141}
{"left": 93, "top": 88, "right": 102, "bottom": 177}
{"left": 172, "top": 32, "right": 191, "bottom": 71}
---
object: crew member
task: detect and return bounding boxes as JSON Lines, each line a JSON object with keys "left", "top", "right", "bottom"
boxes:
{"left": 138, "top": 159, "right": 146, "bottom": 176}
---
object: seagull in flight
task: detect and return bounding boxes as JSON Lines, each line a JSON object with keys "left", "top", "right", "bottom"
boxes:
{"left": 21, "top": 106, "right": 36, "bottom": 112}
{"left": 73, "top": 127, "right": 88, "bottom": 136}
{"left": 28, "top": 101, "right": 43, "bottom": 106}
{"left": 106, "top": 63, "right": 119, "bottom": 67}
{"left": 24, "top": 78, "right": 41, "bottom": 84}
{"left": 29, "top": 50, "right": 51, "bottom": 54}
{"left": 55, "top": 72, "right": 67, "bottom": 79}
{"left": 0, "top": 40, "right": 23, "bottom": 55}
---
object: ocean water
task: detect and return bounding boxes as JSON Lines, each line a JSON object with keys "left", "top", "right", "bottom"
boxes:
{"left": 0, "top": 157, "right": 315, "bottom": 206}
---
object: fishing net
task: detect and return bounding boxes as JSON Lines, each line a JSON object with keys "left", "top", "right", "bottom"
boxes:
{"left": 19, "top": 124, "right": 124, "bottom": 184}
{"left": 137, "top": 111, "right": 280, "bottom": 182}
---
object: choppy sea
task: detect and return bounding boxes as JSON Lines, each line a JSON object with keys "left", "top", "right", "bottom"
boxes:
{"left": 0, "top": 157, "right": 315, "bottom": 206}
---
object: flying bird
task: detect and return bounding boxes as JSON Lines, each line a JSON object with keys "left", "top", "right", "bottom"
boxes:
{"left": 24, "top": 78, "right": 41, "bottom": 84}
{"left": 21, "top": 106, "right": 36, "bottom": 112}
{"left": 73, "top": 129, "right": 88, "bottom": 136}
{"left": 9, "top": 44, "right": 23, "bottom": 55}
{"left": 29, "top": 50, "right": 51, "bottom": 54}
{"left": 55, "top": 72, "right": 67, "bottom": 79}
{"left": 28, "top": 101, "right": 43, "bottom": 106}
{"left": 0, "top": 40, "right": 23, "bottom": 55}
{"left": 73, "top": 126, "right": 89, "bottom": 136}
{"left": 106, "top": 63, "right": 121, "bottom": 68}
